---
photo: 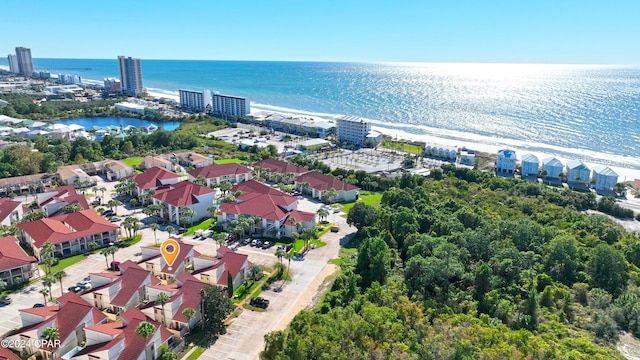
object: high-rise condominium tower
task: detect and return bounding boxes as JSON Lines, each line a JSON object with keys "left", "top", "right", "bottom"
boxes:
{"left": 117, "top": 56, "right": 144, "bottom": 96}
{"left": 15, "top": 47, "right": 34, "bottom": 76}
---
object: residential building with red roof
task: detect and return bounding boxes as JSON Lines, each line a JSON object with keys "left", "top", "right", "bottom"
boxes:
{"left": 16, "top": 209, "right": 120, "bottom": 259}
{"left": 0, "top": 198, "right": 23, "bottom": 225}
{"left": 144, "top": 273, "right": 209, "bottom": 335}
{"left": 151, "top": 181, "right": 216, "bottom": 225}
{"left": 187, "top": 163, "right": 252, "bottom": 186}
{"left": 0, "top": 236, "right": 38, "bottom": 285}
{"left": 294, "top": 171, "right": 359, "bottom": 203}
{"left": 37, "top": 185, "right": 90, "bottom": 216}
{"left": 7, "top": 292, "right": 108, "bottom": 360}
{"left": 253, "top": 158, "right": 308, "bottom": 183}
{"left": 0, "top": 347, "right": 20, "bottom": 360}
{"left": 130, "top": 167, "right": 180, "bottom": 196}
{"left": 217, "top": 180, "right": 316, "bottom": 238}
{"left": 140, "top": 240, "right": 194, "bottom": 282}
{"left": 193, "top": 246, "right": 249, "bottom": 290}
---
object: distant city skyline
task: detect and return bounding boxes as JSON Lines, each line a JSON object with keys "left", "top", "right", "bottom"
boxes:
{"left": 1, "top": 1, "right": 639, "bottom": 64}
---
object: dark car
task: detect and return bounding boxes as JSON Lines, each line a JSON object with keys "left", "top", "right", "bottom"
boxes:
{"left": 0, "top": 296, "right": 12, "bottom": 305}
{"left": 250, "top": 297, "right": 270, "bottom": 309}
{"left": 102, "top": 210, "right": 114, "bottom": 217}
{"left": 67, "top": 286, "right": 83, "bottom": 293}
{"left": 33, "top": 303, "right": 45, "bottom": 308}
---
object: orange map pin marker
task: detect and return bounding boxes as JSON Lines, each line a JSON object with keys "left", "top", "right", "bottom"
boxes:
{"left": 161, "top": 238, "right": 180, "bottom": 269}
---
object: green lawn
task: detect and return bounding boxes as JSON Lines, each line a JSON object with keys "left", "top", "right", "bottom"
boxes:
{"left": 185, "top": 218, "right": 215, "bottom": 235}
{"left": 382, "top": 141, "right": 424, "bottom": 155}
{"left": 121, "top": 156, "right": 143, "bottom": 168}
{"left": 214, "top": 158, "right": 244, "bottom": 165}
{"left": 185, "top": 347, "right": 205, "bottom": 360}
{"left": 50, "top": 254, "right": 86, "bottom": 274}
{"left": 341, "top": 192, "right": 383, "bottom": 215}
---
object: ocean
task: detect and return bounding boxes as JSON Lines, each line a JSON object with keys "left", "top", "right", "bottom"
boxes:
{"left": 1, "top": 58, "right": 639, "bottom": 170}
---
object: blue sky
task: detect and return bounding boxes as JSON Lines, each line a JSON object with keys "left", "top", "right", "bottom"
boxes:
{"left": 1, "top": 0, "right": 638, "bottom": 64}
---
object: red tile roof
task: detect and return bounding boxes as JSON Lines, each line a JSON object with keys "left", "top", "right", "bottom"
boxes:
{"left": 171, "top": 273, "right": 209, "bottom": 323}
{"left": 188, "top": 163, "right": 251, "bottom": 179}
{"left": 42, "top": 186, "right": 90, "bottom": 215}
{"left": 152, "top": 180, "right": 214, "bottom": 207}
{"left": 131, "top": 167, "right": 179, "bottom": 190}
{"left": 19, "top": 305, "right": 58, "bottom": 317}
{"left": 16, "top": 209, "right": 119, "bottom": 248}
{"left": 118, "top": 308, "right": 171, "bottom": 360}
{"left": 85, "top": 321, "right": 125, "bottom": 336}
{"left": 0, "top": 236, "right": 36, "bottom": 272}
{"left": 0, "top": 198, "right": 21, "bottom": 223}
{"left": 218, "top": 180, "right": 299, "bottom": 221}
{"left": 295, "top": 171, "right": 359, "bottom": 192}
{"left": 216, "top": 252, "right": 248, "bottom": 286}
{"left": 110, "top": 267, "right": 160, "bottom": 307}
{"left": 142, "top": 240, "right": 194, "bottom": 274}
{"left": 234, "top": 180, "right": 297, "bottom": 206}
{"left": 253, "top": 159, "right": 308, "bottom": 174}
{"left": 286, "top": 209, "right": 316, "bottom": 223}
{"left": 0, "top": 347, "right": 20, "bottom": 360}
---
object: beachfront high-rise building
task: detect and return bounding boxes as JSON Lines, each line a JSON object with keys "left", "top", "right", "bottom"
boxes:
{"left": 103, "top": 78, "right": 122, "bottom": 93}
{"left": 7, "top": 54, "right": 18, "bottom": 74}
{"left": 15, "top": 47, "right": 34, "bottom": 76}
{"left": 179, "top": 89, "right": 213, "bottom": 113}
{"left": 117, "top": 56, "right": 144, "bottom": 96}
{"left": 336, "top": 115, "right": 371, "bottom": 147}
{"left": 58, "top": 73, "right": 82, "bottom": 85}
{"left": 211, "top": 93, "right": 249, "bottom": 118}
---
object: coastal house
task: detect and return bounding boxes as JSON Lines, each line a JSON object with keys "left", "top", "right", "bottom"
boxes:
{"left": 141, "top": 155, "right": 175, "bottom": 171}
{"left": 424, "top": 145, "right": 457, "bottom": 161}
{"left": 151, "top": 180, "right": 216, "bottom": 225}
{"left": 0, "top": 236, "right": 38, "bottom": 285}
{"left": 565, "top": 160, "right": 591, "bottom": 185}
{"left": 459, "top": 149, "right": 476, "bottom": 166}
{"left": 0, "top": 173, "right": 52, "bottom": 195}
{"left": 38, "top": 185, "right": 90, "bottom": 216}
{"left": 103, "top": 159, "right": 134, "bottom": 181}
{"left": 57, "top": 165, "right": 95, "bottom": 187}
{"left": 496, "top": 149, "right": 517, "bottom": 176}
{"left": 365, "top": 130, "right": 384, "bottom": 146}
{"left": 253, "top": 159, "right": 308, "bottom": 183}
{"left": 542, "top": 157, "right": 563, "bottom": 180}
{"left": 193, "top": 246, "right": 250, "bottom": 289}
{"left": 0, "top": 198, "right": 23, "bottom": 225}
{"left": 16, "top": 209, "right": 121, "bottom": 259}
{"left": 131, "top": 167, "right": 181, "bottom": 196}
{"left": 592, "top": 165, "right": 619, "bottom": 191}
{"left": 44, "top": 123, "right": 72, "bottom": 139}
{"left": 217, "top": 180, "right": 316, "bottom": 238}
{"left": 140, "top": 241, "right": 195, "bottom": 283}
{"left": 173, "top": 152, "right": 213, "bottom": 168}
{"left": 187, "top": 163, "right": 252, "bottom": 186}
{"left": 74, "top": 307, "right": 174, "bottom": 360}
{"left": 336, "top": 115, "right": 371, "bottom": 147}
{"left": 520, "top": 154, "right": 540, "bottom": 177}
{"left": 7, "top": 292, "right": 108, "bottom": 360}
{"left": 84, "top": 261, "right": 161, "bottom": 314}
{"left": 294, "top": 171, "right": 359, "bottom": 203}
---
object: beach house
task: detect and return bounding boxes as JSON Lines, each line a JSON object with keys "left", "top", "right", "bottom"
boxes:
{"left": 459, "top": 149, "right": 476, "bottom": 166}
{"left": 565, "top": 160, "right": 591, "bottom": 185}
{"left": 520, "top": 154, "right": 540, "bottom": 178}
{"left": 496, "top": 149, "right": 517, "bottom": 176}
{"left": 542, "top": 157, "right": 564, "bottom": 180}
{"left": 592, "top": 165, "right": 619, "bottom": 191}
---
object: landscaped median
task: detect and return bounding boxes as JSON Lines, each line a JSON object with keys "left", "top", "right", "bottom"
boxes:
{"left": 184, "top": 218, "right": 215, "bottom": 236}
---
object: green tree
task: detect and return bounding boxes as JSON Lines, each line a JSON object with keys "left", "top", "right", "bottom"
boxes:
{"left": 545, "top": 235, "right": 579, "bottom": 285}
{"left": 135, "top": 321, "right": 155, "bottom": 360}
{"left": 355, "top": 236, "right": 390, "bottom": 287}
{"left": 150, "top": 223, "right": 159, "bottom": 246}
{"left": 39, "top": 287, "right": 49, "bottom": 305}
{"left": 182, "top": 307, "right": 196, "bottom": 334}
{"left": 41, "top": 326, "right": 60, "bottom": 357}
{"left": 42, "top": 276, "right": 54, "bottom": 301}
{"left": 201, "top": 285, "right": 234, "bottom": 334}
{"left": 227, "top": 272, "right": 234, "bottom": 298}
{"left": 347, "top": 202, "right": 377, "bottom": 230}
{"left": 588, "top": 244, "right": 628, "bottom": 297}
{"left": 156, "top": 291, "right": 170, "bottom": 326}
{"left": 53, "top": 270, "right": 67, "bottom": 294}
{"left": 59, "top": 203, "right": 83, "bottom": 213}
{"left": 316, "top": 208, "right": 329, "bottom": 222}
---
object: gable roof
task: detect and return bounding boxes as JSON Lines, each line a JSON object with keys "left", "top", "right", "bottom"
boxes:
{"left": 294, "top": 171, "right": 359, "bottom": 192}
{"left": 0, "top": 236, "right": 36, "bottom": 272}
{"left": 17, "top": 209, "right": 120, "bottom": 248}
{"left": 118, "top": 308, "right": 172, "bottom": 360}
{"left": 142, "top": 240, "right": 194, "bottom": 274}
{"left": 593, "top": 165, "right": 618, "bottom": 177}
{"left": 497, "top": 149, "right": 516, "bottom": 159}
{"left": 110, "top": 267, "right": 159, "bottom": 307}
{"left": 188, "top": 163, "right": 251, "bottom": 179}
{"left": 0, "top": 347, "right": 20, "bottom": 360}
{"left": 0, "top": 198, "right": 21, "bottom": 223}
{"left": 131, "top": 167, "right": 179, "bottom": 190}
{"left": 285, "top": 209, "right": 316, "bottom": 223}
{"left": 520, "top": 153, "right": 539, "bottom": 164}
{"left": 171, "top": 273, "right": 209, "bottom": 323}
{"left": 152, "top": 180, "right": 214, "bottom": 207}
{"left": 40, "top": 186, "right": 90, "bottom": 215}
{"left": 542, "top": 157, "right": 563, "bottom": 167}
{"left": 566, "top": 159, "right": 589, "bottom": 171}
{"left": 253, "top": 158, "right": 308, "bottom": 174}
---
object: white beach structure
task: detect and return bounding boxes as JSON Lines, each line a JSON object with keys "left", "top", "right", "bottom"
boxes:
{"left": 496, "top": 149, "right": 517, "bottom": 175}
{"left": 542, "top": 157, "right": 563, "bottom": 180}
{"left": 565, "top": 160, "right": 590, "bottom": 185}
{"left": 592, "top": 165, "right": 618, "bottom": 191}
{"left": 520, "top": 154, "right": 539, "bottom": 177}
{"left": 425, "top": 145, "right": 457, "bottom": 161}
{"left": 459, "top": 149, "right": 475, "bottom": 166}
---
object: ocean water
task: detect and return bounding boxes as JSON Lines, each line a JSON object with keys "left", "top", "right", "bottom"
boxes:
{"left": 1, "top": 58, "right": 639, "bottom": 169}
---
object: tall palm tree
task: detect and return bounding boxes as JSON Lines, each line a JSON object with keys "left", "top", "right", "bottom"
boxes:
{"left": 166, "top": 225, "right": 175, "bottom": 239}
{"left": 40, "top": 241, "right": 56, "bottom": 275}
{"left": 182, "top": 308, "right": 195, "bottom": 334}
{"left": 316, "top": 208, "right": 329, "bottom": 222}
{"left": 53, "top": 270, "right": 67, "bottom": 294}
{"left": 150, "top": 223, "right": 159, "bottom": 245}
{"left": 41, "top": 326, "right": 60, "bottom": 357}
{"left": 180, "top": 207, "right": 196, "bottom": 227}
{"left": 100, "top": 247, "right": 111, "bottom": 268}
{"left": 42, "top": 276, "right": 54, "bottom": 301}
{"left": 207, "top": 205, "right": 217, "bottom": 218}
{"left": 299, "top": 182, "right": 311, "bottom": 195}
{"left": 156, "top": 292, "right": 169, "bottom": 326}
{"left": 193, "top": 176, "right": 207, "bottom": 186}
{"left": 213, "top": 233, "right": 226, "bottom": 249}
{"left": 323, "top": 188, "right": 338, "bottom": 204}
{"left": 300, "top": 228, "right": 316, "bottom": 251}
{"left": 108, "top": 245, "right": 118, "bottom": 264}
{"left": 218, "top": 181, "right": 232, "bottom": 196}
{"left": 275, "top": 248, "right": 286, "bottom": 265}
{"left": 284, "top": 251, "right": 294, "bottom": 280}
{"left": 39, "top": 287, "right": 49, "bottom": 305}
{"left": 135, "top": 321, "right": 155, "bottom": 360}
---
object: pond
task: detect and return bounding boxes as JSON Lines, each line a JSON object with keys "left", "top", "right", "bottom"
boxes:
{"left": 55, "top": 117, "right": 181, "bottom": 131}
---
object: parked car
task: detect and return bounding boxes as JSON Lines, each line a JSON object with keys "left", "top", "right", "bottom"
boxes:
{"left": 249, "top": 297, "right": 270, "bottom": 309}
{"left": 109, "top": 216, "right": 121, "bottom": 222}
{"left": 202, "top": 230, "right": 213, "bottom": 238}
{"left": 77, "top": 281, "right": 92, "bottom": 290}
{"left": 331, "top": 226, "right": 340, "bottom": 233}
{"left": 91, "top": 200, "right": 101, "bottom": 206}
{"left": 0, "top": 296, "right": 12, "bottom": 305}
{"left": 102, "top": 210, "right": 114, "bottom": 217}
{"left": 67, "top": 286, "right": 83, "bottom": 293}
{"left": 261, "top": 241, "right": 272, "bottom": 249}
{"left": 32, "top": 303, "right": 45, "bottom": 308}
{"left": 251, "top": 239, "right": 259, "bottom": 247}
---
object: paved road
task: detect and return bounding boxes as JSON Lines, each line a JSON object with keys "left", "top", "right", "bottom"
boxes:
{"left": 198, "top": 214, "right": 354, "bottom": 360}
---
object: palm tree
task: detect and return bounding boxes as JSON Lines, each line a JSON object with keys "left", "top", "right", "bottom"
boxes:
{"left": 213, "top": 233, "right": 226, "bottom": 249}
{"left": 135, "top": 321, "right": 155, "bottom": 360}
{"left": 150, "top": 223, "right": 159, "bottom": 246}
{"left": 100, "top": 247, "right": 111, "bottom": 268}
{"left": 166, "top": 225, "right": 175, "bottom": 239}
{"left": 130, "top": 198, "right": 139, "bottom": 210}
{"left": 316, "top": 208, "right": 329, "bottom": 223}
{"left": 284, "top": 251, "right": 294, "bottom": 280}
{"left": 156, "top": 292, "right": 169, "bottom": 326}
{"left": 42, "top": 276, "right": 54, "bottom": 301}
{"left": 323, "top": 188, "right": 338, "bottom": 204}
{"left": 106, "top": 199, "right": 119, "bottom": 214}
{"left": 275, "top": 248, "right": 286, "bottom": 265}
{"left": 54, "top": 270, "right": 67, "bottom": 294}
{"left": 39, "top": 287, "right": 49, "bottom": 305}
{"left": 180, "top": 207, "right": 196, "bottom": 228}
{"left": 207, "top": 205, "right": 217, "bottom": 218}
{"left": 300, "top": 228, "right": 316, "bottom": 251}
{"left": 299, "top": 181, "right": 311, "bottom": 195}
{"left": 218, "top": 180, "right": 233, "bottom": 196}
{"left": 97, "top": 187, "right": 107, "bottom": 203}
{"left": 182, "top": 307, "right": 195, "bottom": 334}
{"left": 193, "top": 176, "right": 207, "bottom": 186}
{"left": 108, "top": 245, "right": 118, "bottom": 264}
{"left": 41, "top": 326, "right": 60, "bottom": 357}
{"left": 41, "top": 241, "right": 56, "bottom": 275}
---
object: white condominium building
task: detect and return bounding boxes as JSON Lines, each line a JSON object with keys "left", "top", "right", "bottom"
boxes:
{"left": 212, "top": 93, "right": 250, "bottom": 118}
{"left": 336, "top": 115, "right": 371, "bottom": 146}
{"left": 179, "top": 89, "right": 213, "bottom": 112}
{"left": 117, "top": 56, "right": 144, "bottom": 96}
{"left": 15, "top": 47, "right": 34, "bottom": 76}
{"left": 7, "top": 54, "right": 18, "bottom": 74}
